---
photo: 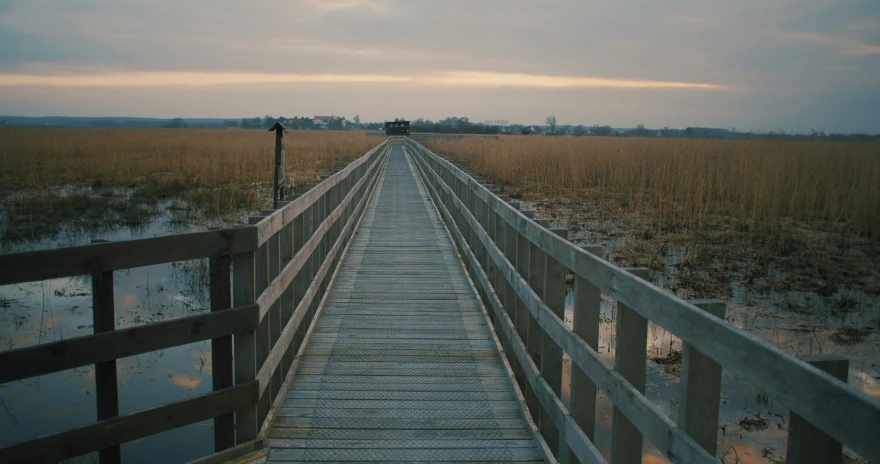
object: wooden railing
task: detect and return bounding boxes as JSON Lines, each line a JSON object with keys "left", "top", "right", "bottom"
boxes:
{"left": 406, "top": 137, "right": 880, "bottom": 464}
{"left": 0, "top": 139, "right": 390, "bottom": 464}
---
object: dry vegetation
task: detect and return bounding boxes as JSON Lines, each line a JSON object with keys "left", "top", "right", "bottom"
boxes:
{"left": 430, "top": 135, "right": 880, "bottom": 303}
{"left": 0, "top": 127, "right": 383, "bottom": 243}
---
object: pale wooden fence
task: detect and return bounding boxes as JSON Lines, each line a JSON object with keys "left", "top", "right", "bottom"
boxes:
{"left": 405, "top": 137, "right": 880, "bottom": 464}
{"left": 0, "top": 139, "right": 390, "bottom": 464}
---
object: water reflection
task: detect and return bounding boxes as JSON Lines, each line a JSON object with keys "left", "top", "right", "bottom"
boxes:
{"left": 0, "top": 217, "right": 221, "bottom": 463}
{"left": 560, "top": 288, "right": 874, "bottom": 463}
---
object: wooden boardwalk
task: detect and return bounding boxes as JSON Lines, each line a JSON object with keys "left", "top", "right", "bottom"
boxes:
{"left": 258, "top": 146, "right": 545, "bottom": 462}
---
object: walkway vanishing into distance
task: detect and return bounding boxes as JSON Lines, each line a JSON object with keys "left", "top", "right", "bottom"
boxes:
{"left": 254, "top": 146, "right": 544, "bottom": 462}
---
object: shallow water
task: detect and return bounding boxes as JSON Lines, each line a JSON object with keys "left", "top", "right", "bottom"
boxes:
{"left": 0, "top": 213, "right": 225, "bottom": 463}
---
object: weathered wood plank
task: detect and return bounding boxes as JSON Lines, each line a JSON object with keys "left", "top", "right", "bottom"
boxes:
{"left": 210, "top": 254, "right": 235, "bottom": 452}
{"left": 255, "top": 141, "right": 388, "bottom": 244}
{"left": 0, "top": 304, "right": 259, "bottom": 384}
{"left": 787, "top": 355, "right": 849, "bottom": 464}
{"left": 268, "top": 428, "right": 534, "bottom": 440}
{"left": 0, "top": 227, "right": 257, "bottom": 285}
{"left": 233, "top": 251, "right": 259, "bottom": 444}
{"left": 91, "top": 261, "right": 120, "bottom": 464}
{"left": 0, "top": 382, "right": 257, "bottom": 464}
{"left": 678, "top": 299, "right": 726, "bottom": 457}
{"left": 266, "top": 446, "right": 543, "bottom": 462}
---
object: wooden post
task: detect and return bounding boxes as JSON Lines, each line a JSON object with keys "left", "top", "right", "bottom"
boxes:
{"left": 569, "top": 244, "right": 602, "bottom": 464}
{"left": 610, "top": 267, "right": 650, "bottom": 464}
{"left": 526, "top": 228, "right": 547, "bottom": 424}
{"left": 678, "top": 299, "right": 726, "bottom": 457}
{"left": 293, "top": 213, "right": 306, "bottom": 354}
{"left": 233, "top": 250, "right": 257, "bottom": 443}
{"left": 280, "top": 222, "right": 295, "bottom": 378}
{"left": 91, "top": 240, "right": 120, "bottom": 464}
{"left": 542, "top": 227, "right": 568, "bottom": 458}
{"left": 515, "top": 216, "right": 534, "bottom": 412}
{"left": 269, "top": 122, "right": 287, "bottom": 209}
{"left": 209, "top": 254, "right": 234, "bottom": 451}
{"left": 501, "top": 210, "right": 522, "bottom": 385}
{"left": 267, "top": 230, "right": 282, "bottom": 403}
{"left": 248, "top": 217, "right": 271, "bottom": 427}
{"left": 786, "top": 355, "right": 849, "bottom": 464}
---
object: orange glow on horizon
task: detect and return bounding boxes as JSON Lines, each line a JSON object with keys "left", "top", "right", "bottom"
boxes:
{"left": 0, "top": 70, "right": 727, "bottom": 90}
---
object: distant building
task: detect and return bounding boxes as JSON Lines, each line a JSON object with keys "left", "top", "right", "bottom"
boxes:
{"left": 385, "top": 120, "right": 410, "bottom": 136}
{"left": 314, "top": 115, "right": 334, "bottom": 127}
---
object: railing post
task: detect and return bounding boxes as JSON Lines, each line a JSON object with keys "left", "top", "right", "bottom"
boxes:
{"left": 678, "top": 299, "right": 726, "bottom": 457}
{"left": 569, "top": 244, "right": 602, "bottom": 464}
{"left": 91, "top": 240, "right": 120, "bottom": 464}
{"left": 514, "top": 211, "right": 535, "bottom": 416}
{"left": 248, "top": 217, "right": 271, "bottom": 427}
{"left": 501, "top": 204, "right": 523, "bottom": 386}
{"left": 611, "top": 267, "right": 650, "bottom": 464}
{"left": 786, "top": 355, "right": 849, "bottom": 464}
{"left": 233, "top": 249, "right": 257, "bottom": 443}
{"left": 541, "top": 227, "right": 568, "bottom": 458}
{"left": 525, "top": 219, "right": 547, "bottom": 423}
{"left": 267, "top": 227, "right": 282, "bottom": 403}
{"left": 209, "top": 253, "right": 234, "bottom": 451}
{"left": 279, "top": 221, "right": 295, "bottom": 379}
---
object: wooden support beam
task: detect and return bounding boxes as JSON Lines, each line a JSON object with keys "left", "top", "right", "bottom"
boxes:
{"left": 569, "top": 244, "right": 602, "bottom": 464}
{"left": 233, "top": 250, "right": 258, "bottom": 444}
{"left": 91, "top": 241, "right": 120, "bottom": 464}
{"left": 678, "top": 299, "right": 726, "bottom": 457}
{"left": 611, "top": 267, "right": 650, "bottom": 464}
{"left": 209, "top": 254, "right": 234, "bottom": 452}
{"left": 787, "top": 355, "right": 849, "bottom": 464}
{"left": 542, "top": 228, "right": 568, "bottom": 459}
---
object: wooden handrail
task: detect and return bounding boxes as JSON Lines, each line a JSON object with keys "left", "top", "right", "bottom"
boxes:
{"left": 255, "top": 139, "right": 389, "bottom": 245}
{"left": 0, "top": 381, "right": 258, "bottom": 464}
{"left": 254, "top": 145, "right": 389, "bottom": 321}
{"left": 0, "top": 227, "right": 257, "bottom": 285}
{"left": 407, "top": 138, "right": 880, "bottom": 463}
{"left": 254, "top": 147, "right": 388, "bottom": 396}
{"left": 0, "top": 304, "right": 259, "bottom": 384}
{"left": 411, "top": 146, "right": 714, "bottom": 464}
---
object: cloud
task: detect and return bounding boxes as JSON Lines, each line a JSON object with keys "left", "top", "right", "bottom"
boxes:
{"left": 783, "top": 30, "right": 880, "bottom": 56}
{"left": 309, "top": 0, "right": 389, "bottom": 15}
{"left": 0, "top": 72, "right": 412, "bottom": 87}
{"left": 0, "top": 70, "right": 727, "bottom": 90}
{"left": 424, "top": 71, "right": 727, "bottom": 90}
{"left": 0, "top": 0, "right": 877, "bottom": 132}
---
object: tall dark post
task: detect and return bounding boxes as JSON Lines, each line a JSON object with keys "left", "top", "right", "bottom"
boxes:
{"left": 269, "top": 122, "right": 287, "bottom": 209}
{"left": 91, "top": 239, "right": 121, "bottom": 464}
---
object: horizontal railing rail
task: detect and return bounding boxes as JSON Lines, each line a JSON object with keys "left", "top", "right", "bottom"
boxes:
{"left": 406, "top": 137, "right": 880, "bottom": 464}
{"left": 0, "top": 138, "right": 390, "bottom": 464}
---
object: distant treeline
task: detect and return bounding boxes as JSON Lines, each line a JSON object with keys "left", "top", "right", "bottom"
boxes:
{"left": 1, "top": 115, "right": 877, "bottom": 141}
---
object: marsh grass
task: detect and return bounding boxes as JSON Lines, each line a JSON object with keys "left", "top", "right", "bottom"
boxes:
{"left": 431, "top": 135, "right": 880, "bottom": 299}
{"left": 0, "top": 127, "right": 383, "bottom": 243}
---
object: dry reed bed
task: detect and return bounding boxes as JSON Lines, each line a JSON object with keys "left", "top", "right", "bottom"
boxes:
{"left": 429, "top": 136, "right": 880, "bottom": 298}
{"left": 0, "top": 128, "right": 383, "bottom": 242}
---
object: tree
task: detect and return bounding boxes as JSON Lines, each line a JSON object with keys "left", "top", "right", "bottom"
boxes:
{"left": 165, "top": 118, "right": 188, "bottom": 129}
{"left": 353, "top": 115, "right": 360, "bottom": 127}
{"left": 592, "top": 124, "right": 613, "bottom": 136}
{"left": 572, "top": 125, "right": 586, "bottom": 136}
{"left": 545, "top": 115, "right": 557, "bottom": 134}
{"left": 557, "top": 125, "right": 571, "bottom": 136}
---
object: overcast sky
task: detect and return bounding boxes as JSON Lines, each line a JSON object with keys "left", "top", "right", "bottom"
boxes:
{"left": 1, "top": 0, "right": 878, "bottom": 132}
